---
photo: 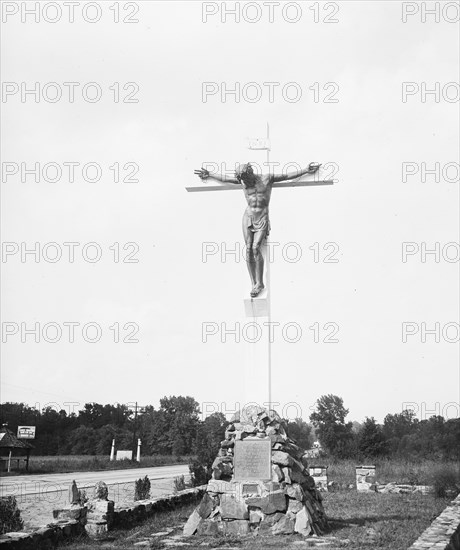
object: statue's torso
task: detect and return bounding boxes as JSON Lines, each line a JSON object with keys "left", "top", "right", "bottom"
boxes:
{"left": 243, "top": 174, "right": 272, "bottom": 216}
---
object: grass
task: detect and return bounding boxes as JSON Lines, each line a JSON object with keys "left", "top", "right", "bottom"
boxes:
{"left": 3, "top": 455, "right": 193, "bottom": 476}
{"left": 61, "top": 502, "right": 198, "bottom": 549}
{"left": 324, "top": 457, "right": 460, "bottom": 488}
{"left": 60, "top": 491, "right": 453, "bottom": 550}
{"left": 324, "top": 491, "right": 450, "bottom": 549}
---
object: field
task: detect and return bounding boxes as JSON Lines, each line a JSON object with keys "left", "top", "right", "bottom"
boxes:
{"left": 2, "top": 455, "right": 193, "bottom": 476}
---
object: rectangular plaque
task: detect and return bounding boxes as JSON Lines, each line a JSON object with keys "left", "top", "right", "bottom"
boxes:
{"left": 233, "top": 439, "right": 271, "bottom": 481}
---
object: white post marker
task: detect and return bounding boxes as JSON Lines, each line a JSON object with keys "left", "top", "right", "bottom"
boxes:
{"left": 110, "top": 438, "right": 115, "bottom": 461}
{"left": 136, "top": 438, "right": 141, "bottom": 462}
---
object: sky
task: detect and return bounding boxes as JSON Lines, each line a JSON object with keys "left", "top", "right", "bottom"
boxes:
{"left": 1, "top": 1, "right": 459, "bottom": 425}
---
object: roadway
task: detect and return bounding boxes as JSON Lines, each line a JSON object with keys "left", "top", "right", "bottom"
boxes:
{"left": 0, "top": 464, "right": 189, "bottom": 497}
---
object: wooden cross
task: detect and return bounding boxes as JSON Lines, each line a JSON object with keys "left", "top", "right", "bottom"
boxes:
{"left": 186, "top": 132, "right": 333, "bottom": 411}
{"left": 186, "top": 177, "right": 333, "bottom": 192}
{"left": 187, "top": 124, "right": 334, "bottom": 191}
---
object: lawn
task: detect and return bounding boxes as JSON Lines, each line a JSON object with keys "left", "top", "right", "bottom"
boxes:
{"left": 324, "top": 491, "right": 449, "bottom": 548}
{"left": 60, "top": 492, "right": 452, "bottom": 550}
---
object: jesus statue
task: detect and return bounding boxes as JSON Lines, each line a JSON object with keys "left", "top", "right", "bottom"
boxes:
{"left": 194, "top": 162, "right": 320, "bottom": 297}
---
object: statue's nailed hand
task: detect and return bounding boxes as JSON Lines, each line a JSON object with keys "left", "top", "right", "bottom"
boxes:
{"left": 194, "top": 168, "right": 210, "bottom": 180}
{"left": 308, "top": 162, "right": 321, "bottom": 173}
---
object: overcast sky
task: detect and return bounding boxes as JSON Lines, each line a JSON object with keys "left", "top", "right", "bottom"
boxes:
{"left": 1, "top": 1, "right": 459, "bottom": 424}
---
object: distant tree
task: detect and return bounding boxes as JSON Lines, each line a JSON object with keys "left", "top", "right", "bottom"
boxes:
{"left": 144, "top": 409, "right": 170, "bottom": 454}
{"left": 441, "top": 418, "right": 460, "bottom": 460}
{"left": 358, "top": 417, "right": 387, "bottom": 458}
{"left": 35, "top": 406, "right": 71, "bottom": 455}
{"left": 143, "top": 396, "right": 200, "bottom": 455}
{"left": 310, "top": 394, "right": 354, "bottom": 458}
{"left": 311, "top": 394, "right": 349, "bottom": 425}
{"left": 194, "top": 413, "right": 227, "bottom": 466}
{"left": 94, "top": 425, "right": 133, "bottom": 455}
{"left": 162, "top": 396, "right": 200, "bottom": 455}
{"left": 78, "top": 403, "right": 131, "bottom": 429}
{"left": 190, "top": 412, "right": 227, "bottom": 485}
{"left": 286, "top": 418, "right": 313, "bottom": 450}
{"left": 66, "top": 425, "right": 99, "bottom": 455}
{"left": 0, "top": 402, "right": 40, "bottom": 430}
{"left": 351, "top": 421, "right": 363, "bottom": 434}
{"left": 383, "top": 409, "right": 418, "bottom": 456}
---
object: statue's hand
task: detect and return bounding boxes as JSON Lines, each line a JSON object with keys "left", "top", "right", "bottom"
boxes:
{"left": 194, "top": 168, "right": 210, "bottom": 180}
{"left": 308, "top": 162, "right": 321, "bottom": 173}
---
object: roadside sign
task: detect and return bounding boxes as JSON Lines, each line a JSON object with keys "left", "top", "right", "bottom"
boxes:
{"left": 17, "top": 426, "right": 36, "bottom": 439}
{"left": 116, "top": 450, "right": 132, "bottom": 460}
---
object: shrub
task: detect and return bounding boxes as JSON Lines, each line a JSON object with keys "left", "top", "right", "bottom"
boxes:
{"left": 134, "top": 475, "right": 151, "bottom": 501}
{"left": 0, "top": 496, "right": 24, "bottom": 534}
{"left": 78, "top": 489, "right": 88, "bottom": 505}
{"left": 189, "top": 458, "right": 210, "bottom": 486}
{"left": 431, "top": 467, "right": 460, "bottom": 498}
{"left": 188, "top": 412, "right": 227, "bottom": 487}
{"left": 406, "top": 468, "right": 420, "bottom": 486}
{"left": 173, "top": 475, "right": 186, "bottom": 493}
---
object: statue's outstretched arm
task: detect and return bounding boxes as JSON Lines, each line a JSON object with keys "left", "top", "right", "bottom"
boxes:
{"left": 272, "top": 162, "right": 321, "bottom": 183}
{"left": 194, "top": 168, "right": 239, "bottom": 184}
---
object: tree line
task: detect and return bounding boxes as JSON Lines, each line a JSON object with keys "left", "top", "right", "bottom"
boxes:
{"left": 1, "top": 395, "right": 458, "bottom": 461}
{"left": 310, "top": 394, "right": 459, "bottom": 460}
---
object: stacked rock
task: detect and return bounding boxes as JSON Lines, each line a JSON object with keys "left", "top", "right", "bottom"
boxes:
{"left": 184, "top": 406, "right": 328, "bottom": 537}
{"left": 355, "top": 465, "right": 377, "bottom": 493}
{"left": 85, "top": 482, "right": 114, "bottom": 538}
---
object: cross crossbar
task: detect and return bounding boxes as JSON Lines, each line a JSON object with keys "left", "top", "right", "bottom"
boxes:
{"left": 186, "top": 179, "right": 334, "bottom": 192}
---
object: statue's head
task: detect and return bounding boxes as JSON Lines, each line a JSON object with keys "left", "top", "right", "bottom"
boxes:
{"left": 235, "top": 163, "right": 255, "bottom": 185}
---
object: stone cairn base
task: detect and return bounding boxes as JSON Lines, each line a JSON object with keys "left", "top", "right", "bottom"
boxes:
{"left": 53, "top": 481, "right": 114, "bottom": 539}
{"left": 184, "top": 406, "right": 328, "bottom": 537}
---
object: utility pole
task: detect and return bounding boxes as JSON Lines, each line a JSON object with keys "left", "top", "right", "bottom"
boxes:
{"left": 132, "top": 401, "right": 138, "bottom": 460}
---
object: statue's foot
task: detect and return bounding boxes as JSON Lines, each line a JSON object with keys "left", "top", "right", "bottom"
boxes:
{"left": 250, "top": 284, "right": 264, "bottom": 298}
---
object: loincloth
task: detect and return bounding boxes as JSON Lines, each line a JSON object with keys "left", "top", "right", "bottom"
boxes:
{"left": 246, "top": 213, "right": 270, "bottom": 235}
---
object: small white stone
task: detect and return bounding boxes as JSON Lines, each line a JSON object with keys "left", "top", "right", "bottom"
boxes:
{"left": 151, "top": 529, "right": 173, "bottom": 536}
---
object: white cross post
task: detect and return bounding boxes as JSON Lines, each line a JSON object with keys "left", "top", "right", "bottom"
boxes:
{"left": 187, "top": 127, "right": 333, "bottom": 413}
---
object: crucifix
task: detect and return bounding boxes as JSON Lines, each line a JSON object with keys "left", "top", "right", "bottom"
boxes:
{"left": 192, "top": 161, "right": 328, "bottom": 298}
{"left": 187, "top": 128, "right": 333, "bottom": 409}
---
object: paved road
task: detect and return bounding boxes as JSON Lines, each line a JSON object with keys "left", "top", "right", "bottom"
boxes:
{"left": 0, "top": 464, "right": 189, "bottom": 497}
